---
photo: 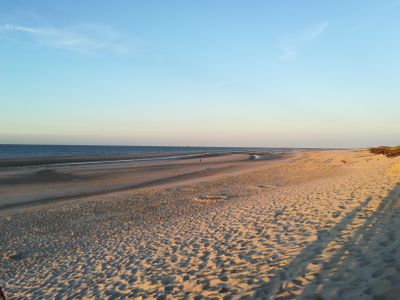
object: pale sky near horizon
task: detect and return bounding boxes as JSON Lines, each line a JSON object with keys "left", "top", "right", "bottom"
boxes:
{"left": 1, "top": 1, "right": 399, "bottom": 148}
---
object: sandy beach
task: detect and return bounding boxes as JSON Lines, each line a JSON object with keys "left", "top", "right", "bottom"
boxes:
{"left": 1, "top": 149, "right": 400, "bottom": 299}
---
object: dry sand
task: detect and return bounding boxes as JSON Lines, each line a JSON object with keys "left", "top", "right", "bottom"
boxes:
{"left": 1, "top": 150, "right": 400, "bottom": 299}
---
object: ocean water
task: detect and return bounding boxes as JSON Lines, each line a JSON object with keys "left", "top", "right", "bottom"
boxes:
{"left": 0, "top": 144, "right": 288, "bottom": 159}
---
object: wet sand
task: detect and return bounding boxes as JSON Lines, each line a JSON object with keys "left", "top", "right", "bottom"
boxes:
{"left": 0, "top": 151, "right": 228, "bottom": 168}
{"left": 0, "top": 152, "right": 279, "bottom": 210}
{"left": 1, "top": 150, "right": 400, "bottom": 299}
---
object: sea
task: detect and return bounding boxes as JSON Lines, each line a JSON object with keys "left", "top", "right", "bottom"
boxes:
{"left": 0, "top": 144, "right": 295, "bottom": 159}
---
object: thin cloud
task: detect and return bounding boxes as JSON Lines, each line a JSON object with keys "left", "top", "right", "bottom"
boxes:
{"left": 280, "top": 21, "right": 329, "bottom": 61}
{"left": 0, "top": 23, "right": 134, "bottom": 55}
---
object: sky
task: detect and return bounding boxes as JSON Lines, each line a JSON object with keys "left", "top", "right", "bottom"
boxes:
{"left": 1, "top": 0, "right": 399, "bottom": 148}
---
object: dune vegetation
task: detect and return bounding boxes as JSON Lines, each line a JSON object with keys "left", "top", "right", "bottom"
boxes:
{"left": 369, "top": 146, "right": 400, "bottom": 157}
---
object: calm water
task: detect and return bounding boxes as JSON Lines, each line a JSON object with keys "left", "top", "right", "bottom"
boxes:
{"left": 0, "top": 144, "right": 290, "bottom": 159}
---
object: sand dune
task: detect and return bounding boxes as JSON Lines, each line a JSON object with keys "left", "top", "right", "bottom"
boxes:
{"left": 1, "top": 150, "right": 399, "bottom": 299}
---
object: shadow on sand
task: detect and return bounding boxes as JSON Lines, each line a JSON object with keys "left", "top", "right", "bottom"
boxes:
{"left": 254, "top": 183, "right": 400, "bottom": 300}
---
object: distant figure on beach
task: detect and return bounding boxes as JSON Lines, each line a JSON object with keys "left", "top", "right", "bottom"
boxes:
{"left": 0, "top": 286, "right": 6, "bottom": 300}
{"left": 200, "top": 158, "right": 202, "bottom": 163}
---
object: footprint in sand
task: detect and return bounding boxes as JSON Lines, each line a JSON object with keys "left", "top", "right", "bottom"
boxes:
{"left": 194, "top": 195, "right": 229, "bottom": 201}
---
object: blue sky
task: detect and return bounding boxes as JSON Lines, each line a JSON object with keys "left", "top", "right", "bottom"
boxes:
{"left": 1, "top": 1, "right": 399, "bottom": 147}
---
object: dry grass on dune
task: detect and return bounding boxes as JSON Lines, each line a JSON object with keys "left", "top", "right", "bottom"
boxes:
{"left": 369, "top": 146, "right": 400, "bottom": 158}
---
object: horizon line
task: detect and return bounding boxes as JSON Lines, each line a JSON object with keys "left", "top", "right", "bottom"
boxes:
{"left": 0, "top": 143, "right": 357, "bottom": 149}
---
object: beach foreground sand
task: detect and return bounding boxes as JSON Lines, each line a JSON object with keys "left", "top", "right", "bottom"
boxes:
{"left": 1, "top": 150, "right": 400, "bottom": 299}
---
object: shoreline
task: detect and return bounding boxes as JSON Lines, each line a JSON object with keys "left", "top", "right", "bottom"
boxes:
{"left": 0, "top": 146, "right": 337, "bottom": 169}
{"left": 0, "top": 152, "right": 287, "bottom": 212}
{"left": 0, "top": 151, "right": 225, "bottom": 169}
